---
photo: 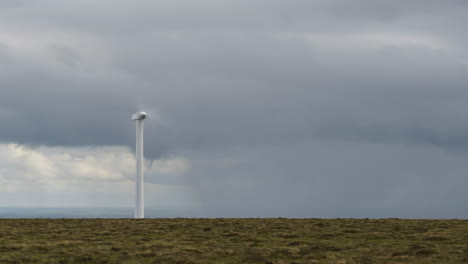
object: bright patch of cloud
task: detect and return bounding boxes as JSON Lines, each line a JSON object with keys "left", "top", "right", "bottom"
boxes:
{"left": 0, "top": 144, "right": 192, "bottom": 207}
{"left": 0, "top": 144, "right": 188, "bottom": 183}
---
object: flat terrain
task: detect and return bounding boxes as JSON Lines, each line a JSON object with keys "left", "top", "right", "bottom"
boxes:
{"left": 0, "top": 218, "right": 467, "bottom": 264}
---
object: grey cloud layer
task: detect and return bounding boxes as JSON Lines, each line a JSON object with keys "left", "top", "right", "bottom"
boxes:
{"left": 1, "top": 0, "right": 468, "bottom": 217}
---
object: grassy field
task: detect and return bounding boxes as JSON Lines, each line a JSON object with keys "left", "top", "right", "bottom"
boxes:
{"left": 0, "top": 218, "right": 467, "bottom": 263}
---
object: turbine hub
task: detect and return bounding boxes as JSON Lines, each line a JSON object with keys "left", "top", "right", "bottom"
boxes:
{"left": 132, "top": 112, "right": 147, "bottom": 120}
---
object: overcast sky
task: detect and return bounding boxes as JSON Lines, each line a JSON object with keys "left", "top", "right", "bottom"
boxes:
{"left": 1, "top": 0, "right": 467, "bottom": 218}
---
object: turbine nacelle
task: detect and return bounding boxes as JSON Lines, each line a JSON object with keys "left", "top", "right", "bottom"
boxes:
{"left": 132, "top": 112, "right": 147, "bottom": 121}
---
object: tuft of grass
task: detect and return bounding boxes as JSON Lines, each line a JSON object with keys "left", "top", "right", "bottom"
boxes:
{"left": 0, "top": 218, "right": 466, "bottom": 263}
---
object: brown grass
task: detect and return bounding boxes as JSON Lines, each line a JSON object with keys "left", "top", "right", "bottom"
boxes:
{"left": 0, "top": 218, "right": 466, "bottom": 263}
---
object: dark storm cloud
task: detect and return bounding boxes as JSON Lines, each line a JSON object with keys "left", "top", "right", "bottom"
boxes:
{"left": 183, "top": 141, "right": 468, "bottom": 218}
{"left": 1, "top": 0, "right": 468, "bottom": 217}
{"left": 1, "top": 0, "right": 467, "bottom": 152}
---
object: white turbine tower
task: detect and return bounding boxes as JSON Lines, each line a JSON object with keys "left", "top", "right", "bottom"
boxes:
{"left": 132, "top": 111, "right": 147, "bottom": 218}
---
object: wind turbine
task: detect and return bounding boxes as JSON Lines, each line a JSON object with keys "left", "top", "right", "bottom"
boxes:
{"left": 132, "top": 111, "right": 147, "bottom": 218}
